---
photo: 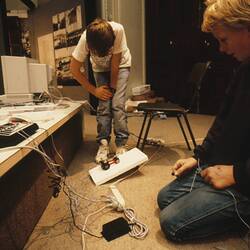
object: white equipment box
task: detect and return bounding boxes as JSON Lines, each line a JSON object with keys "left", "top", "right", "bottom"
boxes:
{"left": 89, "top": 147, "right": 148, "bottom": 185}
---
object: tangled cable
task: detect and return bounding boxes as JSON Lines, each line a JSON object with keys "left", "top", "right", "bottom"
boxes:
{"left": 124, "top": 208, "right": 149, "bottom": 239}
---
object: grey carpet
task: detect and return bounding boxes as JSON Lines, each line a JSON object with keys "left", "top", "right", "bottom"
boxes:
{"left": 25, "top": 112, "right": 249, "bottom": 250}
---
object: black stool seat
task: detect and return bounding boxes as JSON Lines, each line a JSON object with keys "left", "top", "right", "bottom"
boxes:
{"left": 136, "top": 102, "right": 197, "bottom": 151}
{"left": 135, "top": 61, "right": 211, "bottom": 151}
{"left": 137, "top": 102, "right": 185, "bottom": 114}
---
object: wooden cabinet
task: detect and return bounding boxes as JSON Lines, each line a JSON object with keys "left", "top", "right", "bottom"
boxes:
{"left": 145, "top": 0, "right": 238, "bottom": 115}
{"left": 0, "top": 109, "right": 83, "bottom": 250}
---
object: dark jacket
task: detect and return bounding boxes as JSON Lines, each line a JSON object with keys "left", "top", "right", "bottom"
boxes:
{"left": 194, "top": 60, "right": 250, "bottom": 197}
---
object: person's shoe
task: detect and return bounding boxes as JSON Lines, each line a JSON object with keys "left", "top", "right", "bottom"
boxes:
{"left": 95, "top": 139, "right": 109, "bottom": 163}
{"left": 116, "top": 145, "right": 127, "bottom": 156}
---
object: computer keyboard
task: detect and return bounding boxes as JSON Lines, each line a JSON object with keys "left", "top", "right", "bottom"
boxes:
{"left": 0, "top": 122, "right": 39, "bottom": 148}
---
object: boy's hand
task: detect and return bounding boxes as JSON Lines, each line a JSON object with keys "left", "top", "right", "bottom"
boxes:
{"left": 110, "top": 83, "right": 116, "bottom": 90}
{"left": 172, "top": 157, "right": 197, "bottom": 177}
{"left": 94, "top": 86, "right": 113, "bottom": 100}
{"left": 200, "top": 165, "right": 235, "bottom": 189}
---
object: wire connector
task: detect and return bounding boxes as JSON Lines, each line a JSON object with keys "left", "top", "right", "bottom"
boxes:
{"left": 146, "top": 137, "right": 165, "bottom": 146}
{"left": 109, "top": 185, "right": 125, "bottom": 211}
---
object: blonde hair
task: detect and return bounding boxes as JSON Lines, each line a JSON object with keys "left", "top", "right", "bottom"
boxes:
{"left": 202, "top": 0, "right": 250, "bottom": 32}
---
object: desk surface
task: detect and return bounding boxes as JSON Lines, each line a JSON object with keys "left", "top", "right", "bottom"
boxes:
{"left": 0, "top": 102, "right": 83, "bottom": 177}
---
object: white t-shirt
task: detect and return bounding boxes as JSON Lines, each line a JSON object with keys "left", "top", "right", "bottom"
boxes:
{"left": 72, "top": 21, "right": 131, "bottom": 72}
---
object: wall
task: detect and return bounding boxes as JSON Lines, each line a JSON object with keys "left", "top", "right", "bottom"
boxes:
{"left": 97, "top": 0, "right": 145, "bottom": 97}
{"left": 4, "top": 0, "right": 145, "bottom": 100}
{"left": 29, "top": 0, "right": 88, "bottom": 100}
{"left": 118, "top": 0, "right": 145, "bottom": 97}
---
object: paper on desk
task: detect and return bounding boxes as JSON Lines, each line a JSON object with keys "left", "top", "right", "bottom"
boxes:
{"left": 13, "top": 111, "right": 55, "bottom": 123}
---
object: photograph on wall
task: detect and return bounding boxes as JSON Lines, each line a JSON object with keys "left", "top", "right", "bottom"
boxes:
{"left": 55, "top": 56, "right": 72, "bottom": 85}
{"left": 66, "top": 5, "right": 83, "bottom": 47}
{"left": 53, "top": 12, "right": 67, "bottom": 50}
{"left": 52, "top": 5, "right": 84, "bottom": 86}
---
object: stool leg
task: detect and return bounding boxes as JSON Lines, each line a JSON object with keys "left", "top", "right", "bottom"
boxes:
{"left": 136, "top": 112, "right": 148, "bottom": 148}
{"left": 183, "top": 113, "right": 197, "bottom": 148}
{"left": 141, "top": 113, "right": 154, "bottom": 151}
{"left": 176, "top": 115, "right": 191, "bottom": 150}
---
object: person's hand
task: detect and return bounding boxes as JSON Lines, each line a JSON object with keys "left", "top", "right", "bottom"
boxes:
{"left": 94, "top": 85, "right": 113, "bottom": 101}
{"left": 200, "top": 165, "right": 235, "bottom": 189}
{"left": 110, "top": 83, "right": 116, "bottom": 90}
{"left": 172, "top": 157, "right": 197, "bottom": 177}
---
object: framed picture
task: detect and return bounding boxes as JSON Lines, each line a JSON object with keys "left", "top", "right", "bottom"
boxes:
{"left": 52, "top": 5, "right": 83, "bottom": 86}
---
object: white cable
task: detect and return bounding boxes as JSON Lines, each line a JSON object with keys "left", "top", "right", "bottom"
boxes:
{"left": 0, "top": 144, "right": 62, "bottom": 178}
{"left": 79, "top": 204, "right": 112, "bottom": 250}
{"left": 65, "top": 184, "right": 109, "bottom": 203}
{"left": 124, "top": 208, "right": 149, "bottom": 239}
{"left": 226, "top": 189, "right": 250, "bottom": 230}
{"left": 189, "top": 158, "right": 201, "bottom": 192}
{"left": 104, "top": 185, "right": 149, "bottom": 239}
{"left": 188, "top": 161, "right": 250, "bottom": 231}
{"left": 112, "top": 145, "right": 163, "bottom": 186}
{"left": 38, "top": 127, "right": 64, "bottom": 162}
{"left": 46, "top": 87, "right": 96, "bottom": 112}
{"left": 81, "top": 231, "right": 86, "bottom": 250}
{"left": 105, "top": 196, "right": 149, "bottom": 239}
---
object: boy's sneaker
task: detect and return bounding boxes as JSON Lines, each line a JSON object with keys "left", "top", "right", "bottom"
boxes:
{"left": 95, "top": 139, "right": 109, "bottom": 163}
{"left": 116, "top": 145, "right": 127, "bottom": 156}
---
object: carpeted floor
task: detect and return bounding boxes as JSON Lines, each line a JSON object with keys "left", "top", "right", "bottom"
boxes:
{"left": 24, "top": 112, "right": 249, "bottom": 250}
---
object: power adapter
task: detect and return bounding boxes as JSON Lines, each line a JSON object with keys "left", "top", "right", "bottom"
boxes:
{"left": 101, "top": 217, "right": 131, "bottom": 241}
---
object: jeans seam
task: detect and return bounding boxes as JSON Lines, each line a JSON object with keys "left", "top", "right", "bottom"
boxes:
{"left": 172, "top": 200, "right": 235, "bottom": 239}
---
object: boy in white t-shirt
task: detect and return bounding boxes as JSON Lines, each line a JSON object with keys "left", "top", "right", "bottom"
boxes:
{"left": 70, "top": 18, "right": 131, "bottom": 163}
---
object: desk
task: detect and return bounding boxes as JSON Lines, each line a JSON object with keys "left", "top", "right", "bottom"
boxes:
{"left": 0, "top": 102, "right": 83, "bottom": 250}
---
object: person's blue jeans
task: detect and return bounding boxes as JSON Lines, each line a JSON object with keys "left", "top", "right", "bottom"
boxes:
{"left": 94, "top": 68, "right": 130, "bottom": 146}
{"left": 157, "top": 165, "right": 250, "bottom": 242}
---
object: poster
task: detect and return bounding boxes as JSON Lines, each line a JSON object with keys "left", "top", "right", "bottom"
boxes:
{"left": 52, "top": 5, "right": 83, "bottom": 86}
{"left": 37, "top": 33, "right": 55, "bottom": 68}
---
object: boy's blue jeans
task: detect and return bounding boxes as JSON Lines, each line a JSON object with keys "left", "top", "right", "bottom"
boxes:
{"left": 94, "top": 68, "right": 130, "bottom": 147}
{"left": 157, "top": 165, "right": 250, "bottom": 242}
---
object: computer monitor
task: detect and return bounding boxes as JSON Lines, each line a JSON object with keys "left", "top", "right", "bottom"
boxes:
{"left": 1, "top": 56, "right": 37, "bottom": 94}
{"left": 29, "top": 63, "right": 54, "bottom": 93}
{"left": 1, "top": 56, "right": 54, "bottom": 95}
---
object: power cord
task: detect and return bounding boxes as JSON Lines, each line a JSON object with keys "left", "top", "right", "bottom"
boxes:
{"left": 104, "top": 185, "right": 149, "bottom": 239}
{"left": 188, "top": 158, "right": 250, "bottom": 246}
{"left": 225, "top": 190, "right": 250, "bottom": 230}
{"left": 124, "top": 208, "right": 149, "bottom": 239}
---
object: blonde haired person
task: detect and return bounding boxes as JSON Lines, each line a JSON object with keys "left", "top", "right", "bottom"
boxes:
{"left": 157, "top": 0, "right": 250, "bottom": 242}
{"left": 70, "top": 19, "right": 131, "bottom": 163}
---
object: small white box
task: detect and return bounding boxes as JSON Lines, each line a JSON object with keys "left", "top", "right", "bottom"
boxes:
{"left": 0, "top": 94, "right": 33, "bottom": 104}
{"left": 132, "top": 84, "right": 151, "bottom": 96}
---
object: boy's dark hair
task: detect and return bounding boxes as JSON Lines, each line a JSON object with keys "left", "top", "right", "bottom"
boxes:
{"left": 86, "top": 18, "right": 115, "bottom": 57}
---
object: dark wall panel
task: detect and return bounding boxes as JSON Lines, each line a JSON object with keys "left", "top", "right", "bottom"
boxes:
{"left": 145, "top": 0, "right": 238, "bottom": 115}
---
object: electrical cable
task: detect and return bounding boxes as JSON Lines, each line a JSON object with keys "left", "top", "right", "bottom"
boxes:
{"left": 111, "top": 144, "right": 164, "bottom": 186}
{"left": 124, "top": 208, "right": 149, "bottom": 239}
{"left": 225, "top": 190, "right": 250, "bottom": 230}
{"left": 189, "top": 158, "right": 202, "bottom": 192}
{"left": 46, "top": 87, "right": 96, "bottom": 112}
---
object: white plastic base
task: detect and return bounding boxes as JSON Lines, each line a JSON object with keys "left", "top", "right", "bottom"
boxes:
{"left": 89, "top": 147, "right": 148, "bottom": 185}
